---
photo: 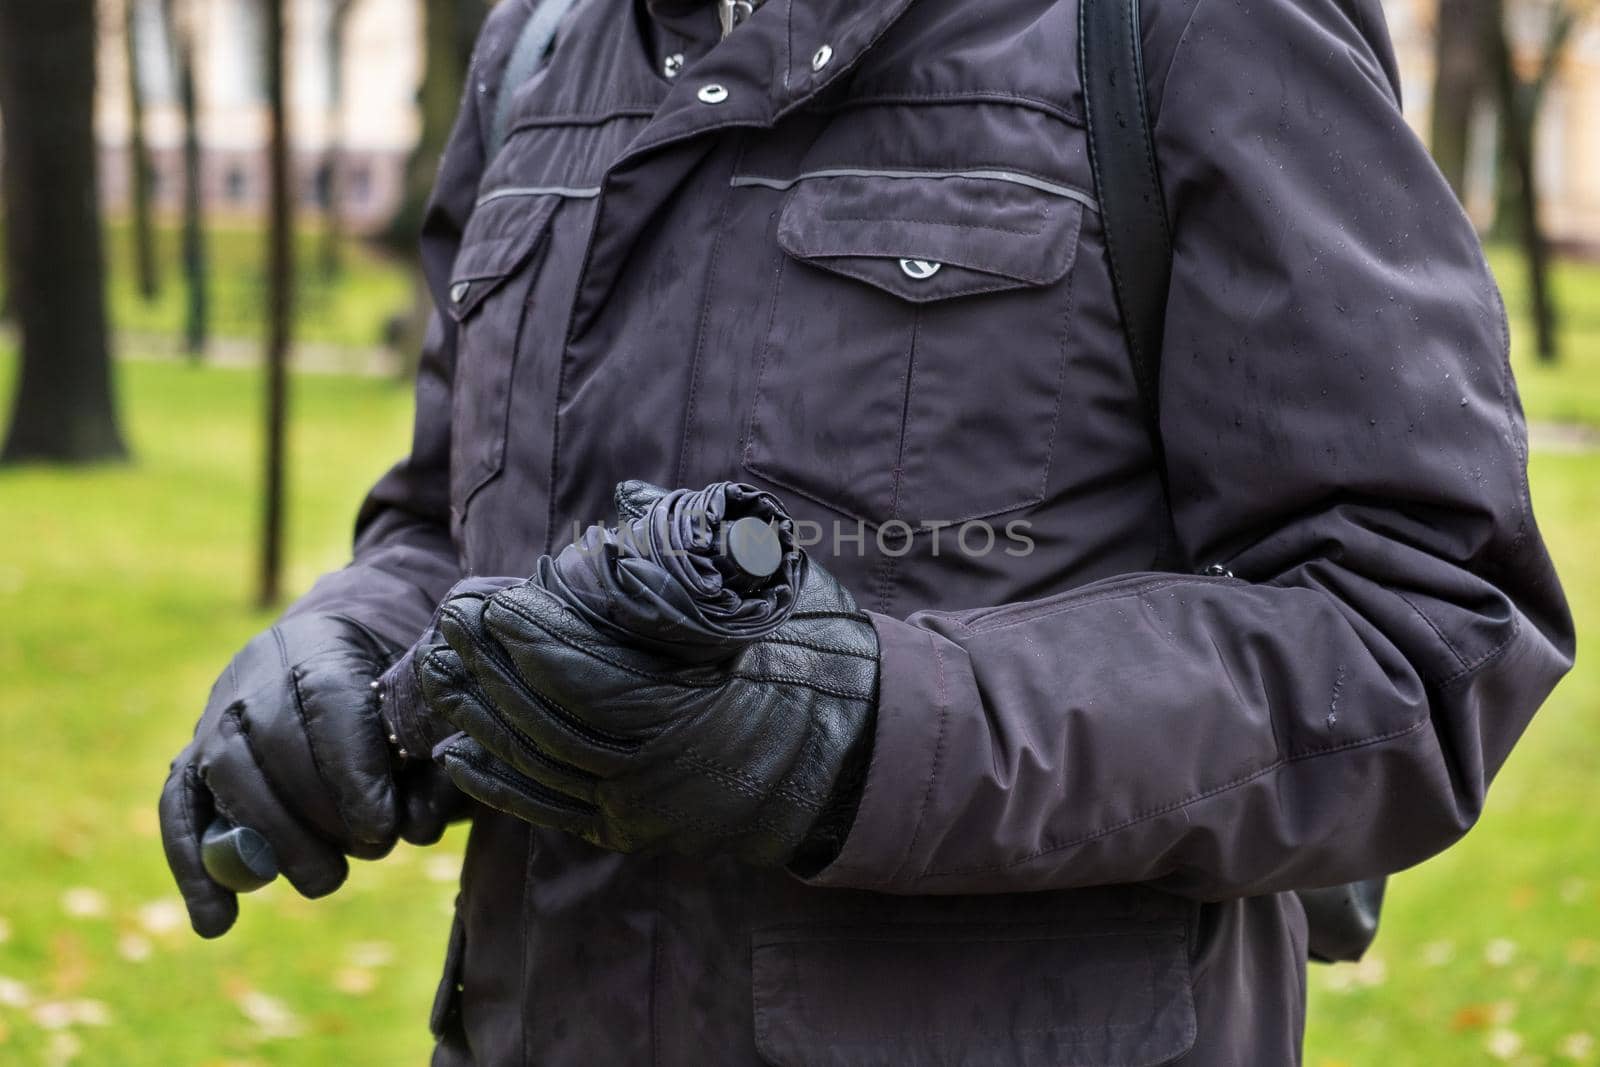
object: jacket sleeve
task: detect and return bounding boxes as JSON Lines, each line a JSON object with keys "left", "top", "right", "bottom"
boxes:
{"left": 280, "top": 3, "right": 529, "bottom": 649}
{"left": 807, "top": 0, "right": 1574, "bottom": 899}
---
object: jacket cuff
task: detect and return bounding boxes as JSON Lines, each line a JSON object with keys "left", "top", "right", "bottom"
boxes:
{"left": 378, "top": 575, "right": 525, "bottom": 761}
{"left": 802, "top": 611, "right": 977, "bottom": 890}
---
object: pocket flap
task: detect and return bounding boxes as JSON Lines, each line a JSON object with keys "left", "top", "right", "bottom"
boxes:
{"left": 775, "top": 173, "right": 1085, "bottom": 303}
{"left": 447, "top": 193, "right": 561, "bottom": 320}
{"left": 752, "top": 921, "right": 1197, "bottom": 1067}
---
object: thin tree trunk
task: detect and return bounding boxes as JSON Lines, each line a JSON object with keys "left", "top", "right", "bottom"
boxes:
{"left": 163, "top": 0, "right": 210, "bottom": 359}
{"left": 1431, "top": 0, "right": 1492, "bottom": 196}
{"left": 0, "top": 0, "right": 129, "bottom": 464}
{"left": 125, "top": 0, "right": 161, "bottom": 301}
{"left": 322, "top": 0, "right": 357, "bottom": 278}
{"left": 1487, "top": 0, "right": 1559, "bottom": 363}
{"left": 384, "top": 0, "right": 484, "bottom": 379}
{"left": 260, "top": 0, "right": 293, "bottom": 607}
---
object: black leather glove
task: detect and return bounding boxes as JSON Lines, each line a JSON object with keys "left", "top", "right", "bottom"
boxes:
{"left": 420, "top": 556, "right": 879, "bottom": 872}
{"left": 159, "top": 613, "right": 460, "bottom": 937}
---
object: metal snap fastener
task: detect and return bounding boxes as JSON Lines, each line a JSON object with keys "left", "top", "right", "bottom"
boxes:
{"left": 811, "top": 44, "right": 833, "bottom": 71}
{"left": 450, "top": 281, "right": 471, "bottom": 304}
{"left": 697, "top": 83, "right": 729, "bottom": 104}
{"left": 898, "top": 258, "right": 942, "bottom": 280}
{"left": 663, "top": 53, "right": 684, "bottom": 78}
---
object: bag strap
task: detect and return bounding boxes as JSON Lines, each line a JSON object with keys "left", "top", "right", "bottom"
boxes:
{"left": 488, "top": 0, "right": 582, "bottom": 160}
{"left": 1079, "top": 0, "right": 1172, "bottom": 457}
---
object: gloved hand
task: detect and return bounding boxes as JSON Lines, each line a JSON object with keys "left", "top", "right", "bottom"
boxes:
{"left": 159, "top": 613, "right": 461, "bottom": 937}
{"left": 419, "top": 553, "right": 879, "bottom": 872}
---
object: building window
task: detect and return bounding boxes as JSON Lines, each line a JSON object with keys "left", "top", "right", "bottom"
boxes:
{"left": 348, "top": 165, "right": 372, "bottom": 207}
{"left": 224, "top": 166, "right": 250, "bottom": 203}
{"left": 312, "top": 162, "right": 334, "bottom": 209}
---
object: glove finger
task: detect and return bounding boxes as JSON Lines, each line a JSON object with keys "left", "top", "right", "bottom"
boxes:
{"left": 158, "top": 757, "right": 239, "bottom": 939}
{"left": 273, "top": 628, "right": 399, "bottom": 854}
{"left": 435, "top": 601, "right": 646, "bottom": 777}
{"left": 477, "top": 585, "right": 696, "bottom": 738}
{"left": 419, "top": 646, "right": 602, "bottom": 804}
{"left": 201, "top": 729, "right": 349, "bottom": 900}
{"left": 396, "top": 761, "right": 469, "bottom": 847}
{"left": 436, "top": 736, "right": 601, "bottom": 840}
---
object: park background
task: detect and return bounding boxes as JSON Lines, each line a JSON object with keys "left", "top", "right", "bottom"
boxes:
{"left": 1, "top": 0, "right": 1598, "bottom": 1064}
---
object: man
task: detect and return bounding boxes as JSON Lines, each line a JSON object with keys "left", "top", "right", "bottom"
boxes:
{"left": 160, "top": 0, "right": 1574, "bottom": 1062}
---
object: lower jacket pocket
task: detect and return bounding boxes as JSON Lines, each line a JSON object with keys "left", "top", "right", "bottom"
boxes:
{"left": 751, "top": 921, "right": 1197, "bottom": 1067}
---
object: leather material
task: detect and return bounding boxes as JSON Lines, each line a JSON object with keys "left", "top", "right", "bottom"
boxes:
{"left": 417, "top": 494, "right": 879, "bottom": 868}
{"left": 158, "top": 614, "right": 457, "bottom": 937}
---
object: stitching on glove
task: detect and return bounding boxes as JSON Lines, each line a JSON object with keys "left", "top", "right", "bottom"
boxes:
{"left": 674, "top": 750, "right": 826, "bottom": 810}
{"left": 441, "top": 602, "right": 639, "bottom": 752}
{"left": 285, "top": 661, "right": 360, "bottom": 844}
{"left": 449, "top": 746, "right": 600, "bottom": 817}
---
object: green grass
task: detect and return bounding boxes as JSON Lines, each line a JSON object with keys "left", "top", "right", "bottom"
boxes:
{"left": 101, "top": 221, "right": 413, "bottom": 350}
{"left": 1303, "top": 448, "right": 1600, "bottom": 1067}
{"left": 0, "top": 357, "right": 450, "bottom": 1065}
{"left": 1489, "top": 247, "right": 1600, "bottom": 429}
{"left": 0, "top": 246, "right": 1597, "bottom": 1063}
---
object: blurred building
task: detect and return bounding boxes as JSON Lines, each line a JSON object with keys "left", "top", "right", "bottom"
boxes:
{"left": 1382, "top": 0, "right": 1600, "bottom": 252}
{"left": 91, "top": 0, "right": 1599, "bottom": 250}
{"left": 96, "top": 0, "right": 421, "bottom": 233}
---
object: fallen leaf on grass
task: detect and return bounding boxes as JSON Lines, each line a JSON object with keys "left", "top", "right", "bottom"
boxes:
{"left": 117, "top": 933, "right": 152, "bottom": 963}
{"left": 1485, "top": 938, "right": 1518, "bottom": 967}
{"left": 44, "top": 1031, "right": 81, "bottom": 1067}
{"left": 331, "top": 967, "right": 377, "bottom": 996}
{"left": 30, "top": 1000, "right": 112, "bottom": 1030}
{"left": 135, "top": 900, "right": 186, "bottom": 937}
{"left": 1421, "top": 939, "right": 1455, "bottom": 967}
{"left": 48, "top": 933, "right": 92, "bottom": 997}
{"left": 424, "top": 855, "right": 462, "bottom": 884}
{"left": 1560, "top": 1032, "right": 1596, "bottom": 1062}
{"left": 59, "top": 889, "right": 107, "bottom": 921}
{"left": 232, "top": 989, "right": 305, "bottom": 1039}
{"left": 0, "top": 976, "right": 31, "bottom": 1008}
{"left": 345, "top": 941, "right": 395, "bottom": 968}
{"left": 1485, "top": 1028, "right": 1523, "bottom": 1060}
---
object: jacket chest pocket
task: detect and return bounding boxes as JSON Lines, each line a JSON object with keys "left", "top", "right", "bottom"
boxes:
{"left": 446, "top": 193, "right": 561, "bottom": 520}
{"left": 743, "top": 173, "right": 1085, "bottom": 530}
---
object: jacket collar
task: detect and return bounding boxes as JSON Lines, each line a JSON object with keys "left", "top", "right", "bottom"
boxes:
{"left": 621, "top": 0, "right": 922, "bottom": 162}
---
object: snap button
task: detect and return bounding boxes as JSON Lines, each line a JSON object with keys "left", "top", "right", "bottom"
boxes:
{"left": 663, "top": 53, "right": 684, "bottom": 78}
{"left": 898, "top": 258, "right": 942, "bottom": 280}
{"left": 697, "top": 83, "right": 729, "bottom": 104}
{"left": 811, "top": 44, "right": 833, "bottom": 71}
{"left": 450, "top": 281, "right": 471, "bottom": 304}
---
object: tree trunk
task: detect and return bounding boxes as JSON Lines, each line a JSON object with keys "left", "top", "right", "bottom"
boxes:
{"left": 1431, "top": 0, "right": 1492, "bottom": 196}
{"left": 259, "top": 0, "right": 293, "bottom": 607}
{"left": 125, "top": 0, "right": 161, "bottom": 301}
{"left": 0, "top": 0, "right": 129, "bottom": 464}
{"left": 162, "top": 0, "right": 210, "bottom": 359}
{"left": 321, "top": 0, "right": 357, "bottom": 278}
{"left": 383, "top": 0, "right": 486, "bottom": 379}
{"left": 1487, "top": 0, "right": 1559, "bottom": 363}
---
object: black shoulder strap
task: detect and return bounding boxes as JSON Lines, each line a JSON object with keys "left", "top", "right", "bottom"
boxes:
{"left": 488, "top": 0, "right": 581, "bottom": 160}
{"left": 1079, "top": 0, "right": 1173, "bottom": 451}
